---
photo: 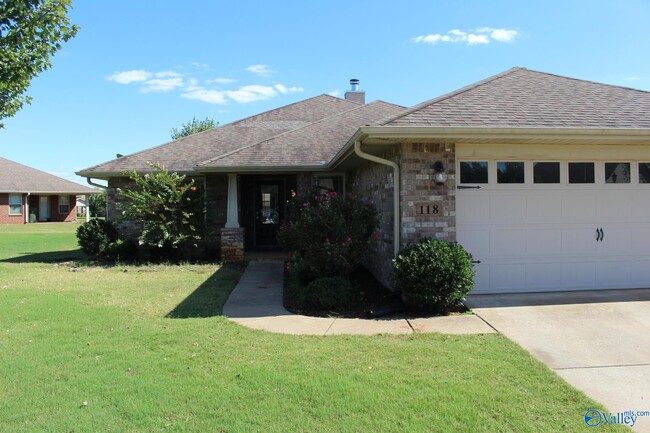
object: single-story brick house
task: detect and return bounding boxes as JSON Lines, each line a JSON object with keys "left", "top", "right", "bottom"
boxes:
{"left": 78, "top": 68, "right": 650, "bottom": 294}
{"left": 0, "top": 157, "right": 97, "bottom": 224}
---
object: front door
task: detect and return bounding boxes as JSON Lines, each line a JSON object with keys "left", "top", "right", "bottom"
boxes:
{"left": 38, "top": 196, "right": 49, "bottom": 221}
{"left": 255, "top": 181, "right": 285, "bottom": 247}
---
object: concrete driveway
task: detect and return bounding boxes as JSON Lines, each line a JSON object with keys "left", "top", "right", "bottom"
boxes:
{"left": 467, "top": 289, "right": 650, "bottom": 432}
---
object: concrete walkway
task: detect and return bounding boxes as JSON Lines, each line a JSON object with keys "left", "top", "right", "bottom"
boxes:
{"left": 223, "top": 260, "right": 495, "bottom": 336}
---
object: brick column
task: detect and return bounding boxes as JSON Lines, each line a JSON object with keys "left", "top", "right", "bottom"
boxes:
{"left": 221, "top": 227, "right": 245, "bottom": 262}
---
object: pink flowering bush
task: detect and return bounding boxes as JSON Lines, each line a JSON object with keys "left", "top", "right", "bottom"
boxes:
{"left": 278, "top": 192, "right": 379, "bottom": 283}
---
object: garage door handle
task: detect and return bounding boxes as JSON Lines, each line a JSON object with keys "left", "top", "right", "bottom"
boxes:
{"left": 457, "top": 185, "right": 482, "bottom": 189}
{"left": 596, "top": 228, "right": 604, "bottom": 242}
{"left": 472, "top": 260, "right": 482, "bottom": 264}
{"left": 600, "top": 228, "right": 604, "bottom": 242}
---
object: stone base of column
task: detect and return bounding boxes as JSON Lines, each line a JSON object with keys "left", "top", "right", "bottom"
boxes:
{"left": 221, "top": 227, "right": 245, "bottom": 262}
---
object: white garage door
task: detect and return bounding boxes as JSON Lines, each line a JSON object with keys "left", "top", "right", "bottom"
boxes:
{"left": 457, "top": 156, "right": 650, "bottom": 294}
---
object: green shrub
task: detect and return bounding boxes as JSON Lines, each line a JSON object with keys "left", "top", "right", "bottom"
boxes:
{"left": 76, "top": 219, "right": 118, "bottom": 259}
{"left": 393, "top": 239, "right": 475, "bottom": 314}
{"left": 303, "top": 277, "right": 353, "bottom": 310}
{"left": 278, "top": 192, "right": 379, "bottom": 282}
{"left": 106, "top": 239, "right": 139, "bottom": 263}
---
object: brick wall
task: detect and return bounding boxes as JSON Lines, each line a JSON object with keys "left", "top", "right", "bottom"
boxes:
{"left": 400, "top": 143, "right": 456, "bottom": 245}
{"left": 348, "top": 149, "right": 399, "bottom": 288}
{"left": 221, "top": 227, "right": 244, "bottom": 262}
{"left": 205, "top": 174, "right": 228, "bottom": 249}
{"left": 107, "top": 177, "right": 142, "bottom": 239}
{"left": 0, "top": 193, "right": 24, "bottom": 224}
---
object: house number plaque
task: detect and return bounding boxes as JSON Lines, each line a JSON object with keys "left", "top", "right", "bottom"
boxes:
{"left": 418, "top": 203, "right": 441, "bottom": 215}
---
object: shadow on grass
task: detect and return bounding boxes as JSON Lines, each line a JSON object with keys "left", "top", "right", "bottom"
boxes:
{"left": 166, "top": 263, "right": 245, "bottom": 319}
{"left": 0, "top": 249, "right": 85, "bottom": 263}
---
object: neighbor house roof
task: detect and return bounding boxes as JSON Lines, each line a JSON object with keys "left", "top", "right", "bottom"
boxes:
{"left": 0, "top": 157, "right": 96, "bottom": 194}
{"left": 78, "top": 94, "right": 362, "bottom": 178}
{"left": 198, "top": 100, "right": 405, "bottom": 171}
{"left": 383, "top": 68, "right": 650, "bottom": 128}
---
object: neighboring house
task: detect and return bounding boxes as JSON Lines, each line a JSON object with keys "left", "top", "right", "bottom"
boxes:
{"left": 0, "top": 157, "right": 97, "bottom": 224}
{"left": 78, "top": 68, "right": 650, "bottom": 294}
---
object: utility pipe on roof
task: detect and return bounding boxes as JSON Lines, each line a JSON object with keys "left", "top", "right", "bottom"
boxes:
{"left": 353, "top": 140, "right": 400, "bottom": 256}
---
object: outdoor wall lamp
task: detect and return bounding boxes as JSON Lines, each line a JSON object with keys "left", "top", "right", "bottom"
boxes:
{"left": 433, "top": 161, "right": 448, "bottom": 185}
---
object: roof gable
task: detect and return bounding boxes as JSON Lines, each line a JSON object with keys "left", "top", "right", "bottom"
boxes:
{"left": 199, "top": 101, "right": 405, "bottom": 169}
{"left": 384, "top": 68, "right": 650, "bottom": 128}
{"left": 0, "top": 157, "right": 95, "bottom": 194}
{"left": 78, "top": 94, "right": 361, "bottom": 176}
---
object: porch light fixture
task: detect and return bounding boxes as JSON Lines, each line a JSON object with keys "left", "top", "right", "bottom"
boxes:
{"left": 433, "top": 161, "right": 448, "bottom": 185}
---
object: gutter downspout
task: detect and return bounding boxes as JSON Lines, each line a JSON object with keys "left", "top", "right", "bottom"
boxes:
{"left": 353, "top": 140, "right": 400, "bottom": 256}
{"left": 86, "top": 178, "right": 108, "bottom": 220}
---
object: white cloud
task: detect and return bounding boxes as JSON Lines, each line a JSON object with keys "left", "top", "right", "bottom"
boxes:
{"left": 328, "top": 90, "right": 341, "bottom": 97}
{"left": 191, "top": 62, "right": 209, "bottom": 69}
{"left": 412, "top": 27, "right": 518, "bottom": 46}
{"left": 154, "top": 71, "right": 182, "bottom": 79}
{"left": 106, "top": 69, "right": 152, "bottom": 84}
{"left": 246, "top": 64, "right": 273, "bottom": 77}
{"left": 181, "top": 88, "right": 228, "bottom": 104}
{"left": 207, "top": 77, "right": 237, "bottom": 84}
{"left": 274, "top": 83, "right": 304, "bottom": 94}
{"left": 226, "top": 85, "right": 278, "bottom": 103}
{"left": 140, "top": 77, "right": 185, "bottom": 93}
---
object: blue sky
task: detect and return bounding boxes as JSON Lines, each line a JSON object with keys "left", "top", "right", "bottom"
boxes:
{"left": 1, "top": 0, "right": 649, "bottom": 185}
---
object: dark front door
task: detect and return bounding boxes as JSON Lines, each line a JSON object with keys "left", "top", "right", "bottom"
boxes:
{"left": 255, "top": 181, "right": 285, "bottom": 247}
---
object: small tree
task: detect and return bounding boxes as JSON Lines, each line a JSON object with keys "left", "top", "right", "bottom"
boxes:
{"left": 118, "top": 163, "right": 204, "bottom": 258}
{"left": 170, "top": 117, "right": 217, "bottom": 139}
{"left": 88, "top": 190, "right": 106, "bottom": 217}
{"left": 0, "top": 0, "right": 79, "bottom": 127}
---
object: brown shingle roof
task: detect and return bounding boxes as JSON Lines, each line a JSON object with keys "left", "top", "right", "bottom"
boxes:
{"left": 0, "top": 157, "right": 96, "bottom": 194}
{"left": 199, "top": 101, "right": 405, "bottom": 169}
{"left": 384, "top": 68, "right": 650, "bottom": 128}
{"left": 78, "top": 95, "right": 361, "bottom": 177}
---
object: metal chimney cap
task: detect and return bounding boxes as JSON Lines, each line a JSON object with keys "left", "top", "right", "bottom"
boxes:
{"left": 349, "top": 78, "right": 360, "bottom": 91}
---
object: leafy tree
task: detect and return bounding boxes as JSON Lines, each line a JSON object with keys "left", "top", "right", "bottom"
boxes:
{"left": 118, "top": 163, "right": 204, "bottom": 258}
{"left": 170, "top": 117, "right": 218, "bottom": 139}
{"left": 88, "top": 190, "right": 106, "bottom": 217}
{"left": 0, "top": 0, "right": 78, "bottom": 127}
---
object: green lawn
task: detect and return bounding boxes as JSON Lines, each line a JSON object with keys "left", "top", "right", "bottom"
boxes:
{"left": 0, "top": 223, "right": 624, "bottom": 432}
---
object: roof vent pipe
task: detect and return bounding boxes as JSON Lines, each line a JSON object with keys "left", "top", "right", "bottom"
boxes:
{"left": 350, "top": 79, "right": 360, "bottom": 91}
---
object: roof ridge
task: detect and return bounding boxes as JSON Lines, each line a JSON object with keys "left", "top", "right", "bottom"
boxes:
{"left": 197, "top": 101, "right": 402, "bottom": 167}
{"left": 517, "top": 67, "right": 650, "bottom": 95}
{"left": 380, "top": 67, "right": 525, "bottom": 125}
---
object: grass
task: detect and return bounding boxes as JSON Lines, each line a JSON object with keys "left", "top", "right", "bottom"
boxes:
{"left": 0, "top": 223, "right": 626, "bottom": 432}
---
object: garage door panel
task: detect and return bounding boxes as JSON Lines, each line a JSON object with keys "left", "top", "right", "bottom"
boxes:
{"left": 597, "top": 191, "right": 632, "bottom": 221}
{"left": 457, "top": 229, "right": 490, "bottom": 257}
{"left": 526, "top": 262, "right": 563, "bottom": 289}
{"left": 472, "top": 264, "right": 491, "bottom": 293}
{"left": 562, "top": 192, "right": 597, "bottom": 221}
{"left": 561, "top": 228, "right": 597, "bottom": 255}
{"left": 525, "top": 194, "right": 563, "bottom": 222}
{"left": 457, "top": 192, "right": 489, "bottom": 224}
{"left": 490, "top": 263, "right": 525, "bottom": 291}
{"left": 490, "top": 194, "right": 525, "bottom": 223}
{"left": 601, "top": 228, "right": 632, "bottom": 255}
{"left": 631, "top": 261, "right": 650, "bottom": 286}
{"left": 596, "top": 261, "right": 631, "bottom": 287}
{"left": 526, "top": 229, "right": 562, "bottom": 256}
{"left": 561, "top": 262, "right": 596, "bottom": 289}
{"left": 630, "top": 228, "right": 650, "bottom": 255}
{"left": 491, "top": 229, "right": 525, "bottom": 256}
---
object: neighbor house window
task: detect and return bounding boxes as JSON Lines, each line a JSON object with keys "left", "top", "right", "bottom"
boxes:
{"left": 58, "top": 195, "right": 70, "bottom": 214}
{"left": 639, "top": 163, "right": 650, "bottom": 184}
{"left": 8, "top": 194, "right": 22, "bottom": 215}
{"left": 533, "top": 162, "right": 560, "bottom": 184}
{"left": 459, "top": 161, "right": 488, "bottom": 183}
{"left": 497, "top": 161, "right": 525, "bottom": 184}
{"left": 568, "top": 162, "right": 595, "bottom": 184}
{"left": 605, "top": 163, "right": 630, "bottom": 184}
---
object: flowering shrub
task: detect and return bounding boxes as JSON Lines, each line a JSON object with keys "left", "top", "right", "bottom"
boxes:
{"left": 279, "top": 192, "right": 379, "bottom": 282}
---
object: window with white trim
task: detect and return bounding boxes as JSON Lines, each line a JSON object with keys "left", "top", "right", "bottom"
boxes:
{"left": 8, "top": 194, "right": 22, "bottom": 215}
{"left": 58, "top": 195, "right": 70, "bottom": 214}
{"left": 313, "top": 175, "right": 344, "bottom": 194}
